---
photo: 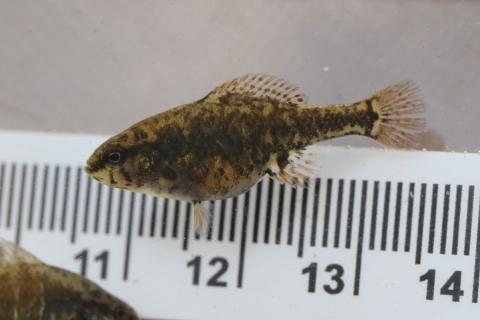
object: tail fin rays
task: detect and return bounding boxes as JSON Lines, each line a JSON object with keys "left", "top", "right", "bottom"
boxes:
{"left": 371, "top": 80, "right": 426, "bottom": 149}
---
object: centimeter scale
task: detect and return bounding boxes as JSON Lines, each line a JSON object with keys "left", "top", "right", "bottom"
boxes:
{"left": 1, "top": 131, "right": 480, "bottom": 319}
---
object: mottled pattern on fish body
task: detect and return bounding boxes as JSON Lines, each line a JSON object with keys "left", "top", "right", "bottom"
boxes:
{"left": 85, "top": 73, "right": 425, "bottom": 235}
{"left": 0, "top": 238, "right": 138, "bottom": 320}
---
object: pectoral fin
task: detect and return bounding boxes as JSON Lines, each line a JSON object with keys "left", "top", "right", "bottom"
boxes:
{"left": 268, "top": 145, "right": 322, "bottom": 188}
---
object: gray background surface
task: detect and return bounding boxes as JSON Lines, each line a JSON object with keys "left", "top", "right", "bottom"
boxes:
{"left": 0, "top": 1, "right": 479, "bottom": 151}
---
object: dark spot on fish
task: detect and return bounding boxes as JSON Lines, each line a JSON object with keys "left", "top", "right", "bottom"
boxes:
{"left": 266, "top": 168, "right": 279, "bottom": 180}
{"left": 219, "top": 187, "right": 230, "bottom": 196}
{"left": 168, "top": 185, "right": 179, "bottom": 194}
{"left": 109, "top": 171, "right": 117, "bottom": 185}
{"left": 119, "top": 133, "right": 129, "bottom": 142}
{"left": 132, "top": 127, "right": 149, "bottom": 143}
{"left": 366, "top": 98, "right": 372, "bottom": 111}
{"left": 217, "top": 168, "right": 225, "bottom": 175}
{"left": 361, "top": 99, "right": 379, "bottom": 136}
{"left": 277, "top": 152, "right": 289, "bottom": 170}
{"left": 162, "top": 166, "right": 177, "bottom": 181}
{"left": 119, "top": 167, "right": 133, "bottom": 183}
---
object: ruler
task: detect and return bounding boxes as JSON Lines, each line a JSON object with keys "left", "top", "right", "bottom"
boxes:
{"left": 1, "top": 130, "right": 480, "bottom": 319}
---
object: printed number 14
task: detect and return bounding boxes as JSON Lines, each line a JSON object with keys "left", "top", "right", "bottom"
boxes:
{"left": 419, "top": 269, "right": 464, "bottom": 302}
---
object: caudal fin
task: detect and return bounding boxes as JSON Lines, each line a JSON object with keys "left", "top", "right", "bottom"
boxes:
{"left": 370, "top": 80, "right": 425, "bottom": 148}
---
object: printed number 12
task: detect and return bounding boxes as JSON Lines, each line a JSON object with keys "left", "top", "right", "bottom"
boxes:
{"left": 187, "top": 256, "right": 229, "bottom": 287}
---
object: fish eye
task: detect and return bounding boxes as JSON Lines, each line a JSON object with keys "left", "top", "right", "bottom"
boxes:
{"left": 109, "top": 152, "right": 121, "bottom": 163}
{"left": 113, "top": 306, "right": 128, "bottom": 319}
{"left": 103, "top": 148, "right": 125, "bottom": 167}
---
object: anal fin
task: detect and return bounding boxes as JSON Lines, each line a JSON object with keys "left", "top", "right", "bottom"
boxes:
{"left": 268, "top": 145, "right": 322, "bottom": 188}
{"left": 193, "top": 201, "right": 212, "bottom": 239}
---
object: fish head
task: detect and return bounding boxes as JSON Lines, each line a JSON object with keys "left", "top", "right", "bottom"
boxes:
{"left": 67, "top": 294, "right": 139, "bottom": 320}
{"left": 108, "top": 304, "right": 139, "bottom": 320}
{"left": 84, "top": 131, "right": 164, "bottom": 190}
{"left": 81, "top": 301, "right": 139, "bottom": 320}
{"left": 54, "top": 304, "right": 138, "bottom": 320}
{"left": 108, "top": 303, "right": 139, "bottom": 320}
{"left": 34, "top": 292, "right": 139, "bottom": 320}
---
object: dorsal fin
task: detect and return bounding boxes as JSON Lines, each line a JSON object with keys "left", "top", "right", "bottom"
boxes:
{"left": 206, "top": 73, "right": 308, "bottom": 106}
{"left": 0, "top": 238, "right": 40, "bottom": 265}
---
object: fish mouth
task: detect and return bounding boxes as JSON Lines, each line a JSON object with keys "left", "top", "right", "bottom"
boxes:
{"left": 84, "top": 159, "right": 95, "bottom": 175}
{"left": 84, "top": 165, "right": 93, "bottom": 174}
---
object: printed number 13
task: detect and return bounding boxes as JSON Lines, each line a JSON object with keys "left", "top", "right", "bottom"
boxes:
{"left": 302, "top": 263, "right": 344, "bottom": 294}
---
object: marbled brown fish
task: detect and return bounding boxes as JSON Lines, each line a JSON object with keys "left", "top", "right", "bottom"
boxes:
{"left": 85, "top": 73, "right": 425, "bottom": 237}
{"left": 0, "top": 238, "right": 138, "bottom": 320}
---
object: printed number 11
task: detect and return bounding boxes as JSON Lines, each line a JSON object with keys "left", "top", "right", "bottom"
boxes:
{"left": 74, "top": 249, "right": 109, "bottom": 279}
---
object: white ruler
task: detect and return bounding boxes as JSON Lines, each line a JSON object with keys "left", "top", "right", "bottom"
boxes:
{"left": 1, "top": 130, "right": 480, "bottom": 320}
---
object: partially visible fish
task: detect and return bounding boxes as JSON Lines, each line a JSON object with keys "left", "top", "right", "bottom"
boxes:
{"left": 84, "top": 73, "right": 425, "bottom": 237}
{"left": 0, "top": 238, "right": 138, "bottom": 320}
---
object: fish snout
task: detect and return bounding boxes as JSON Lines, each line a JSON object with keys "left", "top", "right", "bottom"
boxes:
{"left": 84, "top": 159, "right": 96, "bottom": 175}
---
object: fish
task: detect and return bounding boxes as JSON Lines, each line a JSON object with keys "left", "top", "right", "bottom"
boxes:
{"left": 0, "top": 238, "right": 139, "bottom": 320}
{"left": 84, "top": 73, "right": 425, "bottom": 237}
